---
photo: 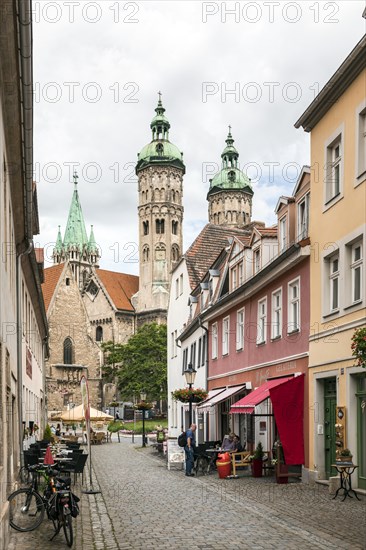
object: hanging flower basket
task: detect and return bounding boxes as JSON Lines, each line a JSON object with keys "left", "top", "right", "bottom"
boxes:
{"left": 351, "top": 327, "right": 366, "bottom": 369}
{"left": 171, "top": 388, "right": 208, "bottom": 403}
{"left": 134, "top": 402, "right": 153, "bottom": 411}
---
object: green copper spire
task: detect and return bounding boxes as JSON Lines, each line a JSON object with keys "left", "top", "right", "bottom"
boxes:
{"left": 88, "top": 225, "right": 98, "bottom": 253}
{"left": 63, "top": 171, "right": 89, "bottom": 250}
{"left": 55, "top": 225, "right": 63, "bottom": 253}
{"left": 208, "top": 128, "right": 253, "bottom": 194}
{"left": 136, "top": 93, "right": 185, "bottom": 173}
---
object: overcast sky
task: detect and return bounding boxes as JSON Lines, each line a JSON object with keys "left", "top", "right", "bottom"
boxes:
{"left": 34, "top": 1, "right": 366, "bottom": 275}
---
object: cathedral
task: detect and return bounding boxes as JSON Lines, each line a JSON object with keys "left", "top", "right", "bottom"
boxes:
{"left": 42, "top": 96, "right": 253, "bottom": 411}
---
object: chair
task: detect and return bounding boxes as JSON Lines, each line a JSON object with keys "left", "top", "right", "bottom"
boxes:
{"left": 24, "top": 452, "right": 40, "bottom": 468}
{"left": 95, "top": 432, "right": 106, "bottom": 445}
{"left": 231, "top": 451, "right": 251, "bottom": 476}
{"left": 72, "top": 453, "right": 88, "bottom": 484}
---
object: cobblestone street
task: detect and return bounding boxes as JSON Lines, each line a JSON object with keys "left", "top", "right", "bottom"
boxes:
{"left": 9, "top": 438, "right": 366, "bottom": 549}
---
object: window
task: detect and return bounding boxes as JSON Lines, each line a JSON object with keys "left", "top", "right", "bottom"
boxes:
{"left": 271, "top": 289, "right": 282, "bottom": 339}
{"left": 238, "top": 262, "right": 243, "bottom": 285}
{"left": 156, "top": 219, "right": 165, "bottom": 234}
{"left": 254, "top": 248, "right": 260, "bottom": 274}
{"left": 351, "top": 242, "right": 362, "bottom": 303}
{"left": 171, "top": 332, "right": 175, "bottom": 359}
{"left": 297, "top": 194, "right": 310, "bottom": 241}
{"left": 232, "top": 268, "right": 237, "bottom": 290}
{"left": 197, "top": 338, "right": 202, "bottom": 368}
{"left": 202, "top": 333, "right": 207, "bottom": 366}
{"left": 172, "top": 245, "right": 180, "bottom": 262}
{"left": 175, "top": 278, "right": 179, "bottom": 299}
{"left": 236, "top": 309, "right": 244, "bottom": 351}
{"left": 172, "top": 221, "right": 178, "bottom": 235}
{"left": 66, "top": 278, "right": 70, "bottom": 286}
{"left": 143, "top": 246, "right": 149, "bottom": 262}
{"left": 357, "top": 107, "right": 366, "bottom": 177}
{"left": 222, "top": 317, "right": 229, "bottom": 355}
{"left": 329, "top": 255, "right": 339, "bottom": 312}
{"left": 212, "top": 323, "right": 218, "bottom": 359}
{"left": 63, "top": 338, "right": 73, "bottom": 364}
{"left": 143, "top": 221, "right": 149, "bottom": 235}
{"left": 190, "top": 342, "right": 196, "bottom": 368}
{"left": 326, "top": 136, "right": 342, "bottom": 203}
{"left": 182, "top": 348, "right": 188, "bottom": 373}
{"left": 279, "top": 217, "right": 287, "bottom": 251}
{"left": 179, "top": 273, "right": 183, "bottom": 295}
{"left": 96, "top": 326, "right": 103, "bottom": 342}
{"left": 288, "top": 279, "right": 300, "bottom": 332}
{"left": 257, "top": 298, "right": 267, "bottom": 344}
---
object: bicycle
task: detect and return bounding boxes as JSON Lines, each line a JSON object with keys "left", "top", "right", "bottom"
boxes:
{"left": 8, "top": 464, "right": 79, "bottom": 547}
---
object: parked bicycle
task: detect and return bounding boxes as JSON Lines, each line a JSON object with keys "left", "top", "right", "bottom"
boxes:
{"left": 8, "top": 464, "right": 79, "bottom": 547}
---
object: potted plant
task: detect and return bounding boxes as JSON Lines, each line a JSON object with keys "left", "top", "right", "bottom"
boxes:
{"left": 171, "top": 388, "right": 208, "bottom": 403}
{"left": 251, "top": 442, "right": 264, "bottom": 477}
{"left": 43, "top": 424, "right": 53, "bottom": 442}
{"left": 337, "top": 448, "right": 353, "bottom": 463}
{"left": 351, "top": 327, "right": 366, "bottom": 369}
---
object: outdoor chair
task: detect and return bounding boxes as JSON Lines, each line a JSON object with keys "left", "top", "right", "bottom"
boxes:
{"left": 24, "top": 452, "right": 40, "bottom": 468}
{"left": 72, "top": 453, "right": 88, "bottom": 484}
{"left": 94, "top": 432, "right": 106, "bottom": 444}
{"left": 231, "top": 451, "right": 251, "bottom": 476}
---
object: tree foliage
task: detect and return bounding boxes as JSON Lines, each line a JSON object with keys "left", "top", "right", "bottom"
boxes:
{"left": 102, "top": 323, "right": 167, "bottom": 401}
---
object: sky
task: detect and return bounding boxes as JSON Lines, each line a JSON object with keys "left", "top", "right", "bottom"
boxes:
{"left": 33, "top": 0, "right": 366, "bottom": 275}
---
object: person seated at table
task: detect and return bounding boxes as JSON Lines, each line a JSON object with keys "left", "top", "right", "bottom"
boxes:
{"left": 221, "top": 433, "right": 236, "bottom": 451}
{"left": 232, "top": 435, "right": 243, "bottom": 453}
{"left": 55, "top": 424, "right": 61, "bottom": 437}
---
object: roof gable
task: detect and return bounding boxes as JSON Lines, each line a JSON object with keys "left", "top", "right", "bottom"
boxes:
{"left": 42, "top": 263, "right": 66, "bottom": 312}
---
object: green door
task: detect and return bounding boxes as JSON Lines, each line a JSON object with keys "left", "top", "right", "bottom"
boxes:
{"left": 356, "top": 374, "right": 366, "bottom": 489}
{"left": 324, "top": 378, "right": 336, "bottom": 479}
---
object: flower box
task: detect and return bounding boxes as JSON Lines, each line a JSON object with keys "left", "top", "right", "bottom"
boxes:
{"left": 171, "top": 388, "right": 208, "bottom": 403}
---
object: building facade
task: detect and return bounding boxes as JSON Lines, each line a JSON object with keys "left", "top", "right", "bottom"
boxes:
{"left": 295, "top": 34, "right": 366, "bottom": 488}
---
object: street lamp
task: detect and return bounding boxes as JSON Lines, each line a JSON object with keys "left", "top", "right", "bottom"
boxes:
{"left": 140, "top": 390, "right": 147, "bottom": 447}
{"left": 184, "top": 363, "right": 197, "bottom": 427}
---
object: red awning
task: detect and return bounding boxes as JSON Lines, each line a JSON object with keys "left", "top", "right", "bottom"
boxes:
{"left": 229, "top": 376, "right": 293, "bottom": 414}
{"left": 230, "top": 374, "right": 305, "bottom": 465}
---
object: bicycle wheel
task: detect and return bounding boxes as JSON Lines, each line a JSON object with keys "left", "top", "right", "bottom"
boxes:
{"left": 8, "top": 488, "right": 45, "bottom": 532}
{"left": 62, "top": 509, "right": 73, "bottom": 547}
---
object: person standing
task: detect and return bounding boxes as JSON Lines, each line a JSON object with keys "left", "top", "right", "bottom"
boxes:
{"left": 185, "top": 423, "right": 196, "bottom": 477}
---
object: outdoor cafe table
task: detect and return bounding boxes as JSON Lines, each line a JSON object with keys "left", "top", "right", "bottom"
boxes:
{"left": 331, "top": 463, "right": 360, "bottom": 501}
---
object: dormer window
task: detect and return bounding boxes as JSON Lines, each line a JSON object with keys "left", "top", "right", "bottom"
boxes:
{"left": 254, "top": 248, "right": 260, "bottom": 274}
{"left": 156, "top": 143, "right": 163, "bottom": 155}
{"left": 279, "top": 217, "right": 287, "bottom": 251}
{"left": 228, "top": 170, "right": 236, "bottom": 183}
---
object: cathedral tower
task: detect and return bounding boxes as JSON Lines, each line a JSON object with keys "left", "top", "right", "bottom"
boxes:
{"left": 135, "top": 94, "right": 185, "bottom": 322}
{"left": 207, "top": 128, "right": 253, "bottom": 227}
{"left": 53, "top": 172, "right": 99, "bottom": 289}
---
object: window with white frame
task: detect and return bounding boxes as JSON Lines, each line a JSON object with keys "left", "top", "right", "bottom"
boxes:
{"left": 351, "top": 241, "right": 363, "bottom": 303}
{"left": 202, "top": 333, "right": 206, "bottom": 366}
{"left": 288, "top": 279, "right": 300, "bottom": 332}
{"left": 232, "top": 267, "right": 237, "bottom": 290}
{"left": 222, "top": 317, "right": 230, "bottom": 355}
{"left": 179, "top": 273, "right": 183, "bottom": 295}
{"left": 182, "top": 348, "right": 188, "bottom": 373}
{"left": 357, "top": 108, "right": 366, "bottom": 177}
{"left": 175, "top": 278, "right": 179, "bottom": 299}
{"left": 197, "top": 337, "right": 202, "bottom": 368}
{"left": 171, "top": 332, "right": 175, "bottom": 358}
{"left": 190, "top": 342, "right": 196, "bottom": 368}
{"left": 236, "top": 309, "right": 244, "bottom": 350}
{"left": 329, "top": 255, "right": 340, "bottom": 312}
{"left": 254, "top": 248, "right": 260, "bottom": 274}
{"left": 238, "top": 262, "right": 244, "bottom": 285}
{"left": 326, "top": 136, "right": 342, "bottom": 203}
{"left": 212, "top": 323, "right": 218, "bottom": 359}
{"left": 271, "top": 289, "right": 282, "bottom": 339}
{"left": 297, "top": 194, "right": 310, "bottom": 241}
{"left": 257, "top": 298, "right": 267, "bottom": 344}
{"left": 279, "top": 217, "right": 287, "bottom": 251}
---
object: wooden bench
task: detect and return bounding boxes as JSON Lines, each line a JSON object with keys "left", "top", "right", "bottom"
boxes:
{"left": 231, "top": 451, "right": 252, "bottom": 476}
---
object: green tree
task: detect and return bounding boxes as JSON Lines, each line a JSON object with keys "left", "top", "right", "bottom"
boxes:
{"left": 103, "top": 323, "right": 167, "bottom": 401}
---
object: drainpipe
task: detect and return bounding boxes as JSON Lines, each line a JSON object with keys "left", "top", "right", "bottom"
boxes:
{"left": 16, "top": 0, "right": 34, "bottom": 468}
{"left": 198, "top": 317, "right": 209, "bottom": 386}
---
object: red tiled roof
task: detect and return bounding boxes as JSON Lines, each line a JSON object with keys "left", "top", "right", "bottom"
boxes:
{"left": 256, "top": 227, "right": 278, "bottom": 237}
{"left": 184, "top": 224, "right": 249, "bottom": 288}
{"left": 96, "top": 269, "right": 138, "bottom": 312}
{"left": 42, "top": 263, "right": 65, "bottom": 312}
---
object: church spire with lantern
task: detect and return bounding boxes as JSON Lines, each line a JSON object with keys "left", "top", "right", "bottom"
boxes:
{"left": 53, "top": 171, "right": 99, "bottom": 288}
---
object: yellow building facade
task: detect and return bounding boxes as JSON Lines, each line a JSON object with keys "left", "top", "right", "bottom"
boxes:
{"left": 296, "top": 35, "right": 366, "bottom": 488}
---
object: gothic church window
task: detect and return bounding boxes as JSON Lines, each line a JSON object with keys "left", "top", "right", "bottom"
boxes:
{"left": 172, "top": 245, "right": 179, "bottom": 262}
{"left": 96, "top": 326, "right": 103, "bottom": 342}
{"left": 143, "top": 221, "right": 149, "bottom": 235}
{"left": 156, "top": 219, "right": 165, "bottom": 234}
{"left": 172, "top": 221, "right": 178, "bottom": 235}
{"left": 63, "top": 338, "right": 74, "bottom": 365}
{"left": 143, "top": 246, "right": 150, "bottom": 262}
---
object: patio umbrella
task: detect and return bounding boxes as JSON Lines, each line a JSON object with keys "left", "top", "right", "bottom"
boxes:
{"left": 60, "top": 404, "right": 114, "bottom": 422}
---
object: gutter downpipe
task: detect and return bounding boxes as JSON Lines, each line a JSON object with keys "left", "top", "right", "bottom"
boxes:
{"left": 16, "top": 0, "right": 34, "bottom": 467}
{"left": 198, "top": 317, "right": 209, "bottom": 387}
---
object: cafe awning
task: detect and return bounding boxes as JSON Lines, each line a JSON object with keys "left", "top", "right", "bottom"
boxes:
{"left": 230, "top": 374, "right": 305, "bottom": 465}
{"left": 197, "top": 384, "right": 247, "bottom": 411}
{"left": 229, "top": 376, "right": 294, "bottom": 414}
{"left": 183, "top": 388, "right": 225, "bottom": 412}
